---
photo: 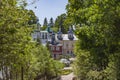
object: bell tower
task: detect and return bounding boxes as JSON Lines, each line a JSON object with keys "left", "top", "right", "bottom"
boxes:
{"left": 68, "top": 26, "right": 74, "bottom": 40}
{"left": 57, "top": 28, "right": 63, "bottom": 40}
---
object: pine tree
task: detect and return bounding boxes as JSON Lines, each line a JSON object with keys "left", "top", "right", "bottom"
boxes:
{"left": 42, "top": 17, "right": 48, "bottom": 30}
{"left": 43, "top": 17, "right": 48, "bottom": 27}
{"left": 49, "top": 17, "right": 54, "bottom": 27}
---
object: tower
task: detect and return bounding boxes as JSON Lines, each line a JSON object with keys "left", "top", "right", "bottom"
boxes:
{"left": 68, "top": 26, "right": 74, "bottom": 40}
{"left": 51, "top": 32, "right": 56, "bottom": 45}
{"left": 57, "top": 28, "right": 63, "bottom": 40}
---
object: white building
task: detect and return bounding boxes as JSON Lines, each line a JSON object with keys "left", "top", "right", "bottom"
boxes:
{"left": 31, "top": 25, "right": 53, "bottom": 46}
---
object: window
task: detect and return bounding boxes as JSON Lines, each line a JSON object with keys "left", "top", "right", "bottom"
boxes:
{"left": 67, "top": 51, "right": 69, "bottom": 54}
{"left": 69, "top": 34, "right": 72, "bottom": 38}
{"left": 43, "top": 33, "right": 45, "bottom": 39}
{"left": 42, "top": 33, "right": 44, "bottom": 39}
{"left": 66, "top": 44, "right": 68, "bottom": 47}
{"left": 56, "top": 47, "right": 60, "bottom": 51}
{"left": 71, "top": 51, "right": 73, "bottom": 54}
{"left": 69, "top": 34, "right": 73, "bottom": 38}
{"left": 40, "top": 33, "right": 41, "bottom": 37}
{"left": 51, "top": 46, "right": 55, "bottom": 51}
{"left": 45, "top": 33, "right": 47, "bottom": 39}
{"left": 72, "top": 44, "right": 74, "bottom": 47}
{"left": 54, "top": 54, "right": 56, "bottom": 59}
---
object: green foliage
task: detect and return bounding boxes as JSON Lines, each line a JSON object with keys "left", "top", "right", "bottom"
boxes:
{"left": 42, "top": 17, "right": 48, "bottom": 30}
{"left": 54, "top": 13, "right": 69, "bottom": 33}
{"left": 49, "top": 17, "right": 54, "bottom": 27}
{"left": 61, "top": 69, "right": 72, "bottom": 75}
{"left": 51, "top": 27, "right": 58, "bottom": 33}
{"left": 0, "top": 0, "right": 63, "bottom": 80}
{"left": 0, "top": 0, "right": 35, "bottom": 79}
{"left": 66, "top": 0, "right": 120, "bottom": 79}
{"left": 41, "top": 25, "right": 47, "bottom": 30}
{"left": 76, "top": 26, "right": 109, "bottom": 69}
{"left": 73, "top": 47, "right": 91, "bottom": 79}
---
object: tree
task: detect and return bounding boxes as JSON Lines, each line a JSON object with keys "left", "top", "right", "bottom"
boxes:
{"left": 66, "top": 0, "right": 120, "bottom": 79}
{"left": 49, "top": 17, "right": 54, "bottom": 27}
{"left": 0, "top": 1, "right": 64, "bottom": 80}
{"left": 28, "top": 10, "right": 38, "bottom": 25}
{"left": 0, "top": 0, "right": 35, "bottom": 79}
{"left": 0, "top": 0, "right": 43, "bottom": 80}
{"left": 31, "top": 42, "right": 64, "bottom": 80}
{"left": 54, "top": 13, "right": 68, "bottom": 33}
{"left": 42, "top": 17, "right": 48, "bottom": 30}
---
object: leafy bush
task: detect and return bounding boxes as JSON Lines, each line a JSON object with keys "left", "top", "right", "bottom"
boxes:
{"left": 61, "top": 69, "right": 72, "bottom": 75}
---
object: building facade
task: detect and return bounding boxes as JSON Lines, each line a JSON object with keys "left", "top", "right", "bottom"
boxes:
{"left": 49, "top": 44, "right": 63, "bottom": 59}
{"left": 57, "top": 28, "right": 78, "bottom": 57}
{"left": 32, "top": 24, "right": 78, "bottom": 59}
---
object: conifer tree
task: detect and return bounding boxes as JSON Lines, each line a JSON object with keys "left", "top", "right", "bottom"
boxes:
{"left": 42, "top": 17, "right": 48, "bottom": 30}
{"left": 49, "top": 17, "right": 54, "bottom": 27}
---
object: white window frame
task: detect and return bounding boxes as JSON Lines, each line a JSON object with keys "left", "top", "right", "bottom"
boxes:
{"left": 51, "top": 46, "right": 55, "bottom": 50}
{"left": 56, "top": 47, "right": 60, "bottom": 51}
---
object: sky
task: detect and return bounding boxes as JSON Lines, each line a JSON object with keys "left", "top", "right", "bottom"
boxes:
{"left": 26, "top": 0, "right": 68, "bottom": 25}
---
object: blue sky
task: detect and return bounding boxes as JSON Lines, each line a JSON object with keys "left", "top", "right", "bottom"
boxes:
{"left": 26, "top": 0, "right": 68, "bottom": 25}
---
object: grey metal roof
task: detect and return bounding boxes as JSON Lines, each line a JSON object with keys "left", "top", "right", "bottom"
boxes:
{"left": 61, "top": 34, "right": 78, "bottom": 40}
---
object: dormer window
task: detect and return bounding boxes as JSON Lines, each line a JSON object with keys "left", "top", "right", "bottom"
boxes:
{"left": 69, "top": 34, "right": 73, "bottom": 38}
{"left": 57, "top": 33, "right": 63, "bottom": 40}
{"left": 57, "top": 28, "right": 63, "bottom": 40}
{"left": 51, "top": 32, "right": 57, "bottom": 45}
